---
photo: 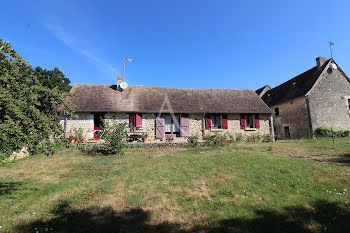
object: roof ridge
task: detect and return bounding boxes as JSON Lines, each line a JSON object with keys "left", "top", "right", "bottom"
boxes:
{"left": 266, "top": 59, "right": 330, "bottom": 93}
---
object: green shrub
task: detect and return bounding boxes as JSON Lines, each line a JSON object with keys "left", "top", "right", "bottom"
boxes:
{"left": 235, "top": 133, "right": 243, "bottom": 142}
{"left": 262, "top": 134, "right": 273, "bottom": 142}
{"left": 315, "top": 126, "right": 333, "bottom": 137}
{"left": 187, "top": 135, "right": 200, "bottom": 147}
{"left": 315, "top": 126, "right": 350, "bottom": 138}
{"left": 203, "top": 134, "right": 230, "bottom": 146}
{"left": 245, "top": 134, "right": 262, "bottom": 142}
{"left": 80, "top": 121, "right": 128, "bottom": 155}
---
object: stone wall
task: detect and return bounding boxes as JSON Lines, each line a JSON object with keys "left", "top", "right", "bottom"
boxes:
{"left": 189, "top": 114, "right": 203, "bottom": 137}
{"left": 62, "top": 112, "right": 271, "bottom": 141}
{"left": 59, "top": 113, "right": 94, "bottom": 139}
{"left": 270, "top": 97, "right": 310, "bottom": 139}
{"left": 308, "top": 67, "right": 350, "bottom": 131}
{"left": 106, "top": 113, "right": 156, "bottom": 139}
{"left": 205, "top": 113, "right": 271, "bottom": 137}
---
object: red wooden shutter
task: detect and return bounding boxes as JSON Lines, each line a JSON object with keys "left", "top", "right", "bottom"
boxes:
{"left": 129, "top": 114, "right": 135, "bottom": 132}
{"left": 255, "top": 114, "right": 260, "bottom": 129}
{"left": 205, "top": 116, "right": 211, "bottom": 129}
{"left": 136, "top": 114, "right": 142, "bottom": 128}
{"left": 240, "top": 114, "right": 246, "bottom": 129}
{"left": 222, "top": 114, "right": 228, "bottom": 129}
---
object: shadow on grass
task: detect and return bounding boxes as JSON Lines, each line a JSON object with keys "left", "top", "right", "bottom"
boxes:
{"left": 15, "top": 200, "right": 350, "bottom": 233}
{"left": 0, "top": 181, "right": 23, "bottom": 195}
{"left": 327, "top": 154, "right": 350, "bottom": 166}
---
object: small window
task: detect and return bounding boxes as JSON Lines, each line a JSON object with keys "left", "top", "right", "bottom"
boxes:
{"left": 210, "top": 114, "right": 222, "bottom": 129}
{"left": 348, "top": 99, "right": 350, "bottom": 110}
{"left": 245, "top": 114, "right": 255, "bottom": 128}
{"left": 275, "top": 107, "right": 279, "bottom": 116}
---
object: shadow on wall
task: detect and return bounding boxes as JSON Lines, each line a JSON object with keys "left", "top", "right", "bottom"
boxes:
{"left": 15, "top": 200, "right": 350, "bottom": 233}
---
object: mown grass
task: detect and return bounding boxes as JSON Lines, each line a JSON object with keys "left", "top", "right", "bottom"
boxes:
{"left": 0, "top": 138, "right": 349, "bottom": 232}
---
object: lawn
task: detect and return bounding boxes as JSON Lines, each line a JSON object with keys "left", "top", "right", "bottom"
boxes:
{"left": 0, "top": 138, "right": 349, "bottom": 233}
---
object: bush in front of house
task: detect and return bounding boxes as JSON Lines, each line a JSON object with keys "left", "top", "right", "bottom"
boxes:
{"left": 245, "top": 134, "right": 262, "bottom": 142}
{"left": 203, "top": 134, "right": 230, "bottom": 146}
{"left": 315, "top": 126, "right": 350, "bottom": 138}
{"left": 80, "top": 121, "right": 128, "bottom": 155}
{"left": 262, "top": 134, "right": 273, "bottom": 142}
{"left": 187, "top": 135, "right": 200, "bottom": 147}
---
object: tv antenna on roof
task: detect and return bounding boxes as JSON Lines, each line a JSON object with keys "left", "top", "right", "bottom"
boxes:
{"left": 329, "top": 41, "right": 334, "bottom": 58}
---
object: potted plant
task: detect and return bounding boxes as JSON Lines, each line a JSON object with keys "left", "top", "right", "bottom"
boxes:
{"left": 142, "top": 133, "right": 148, "bottom": 142}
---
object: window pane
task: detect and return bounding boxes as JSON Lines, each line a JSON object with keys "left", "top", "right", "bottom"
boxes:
{"left": 216, "top": 116, "right": 221, "bottom": 128}
{"left": 173, "top": 115, "right": 180, "bottom": 133}
{"left": 211, "top": 116, "right": 216, "bottom": 128}
{"left": 165, "top": 115, "right": 172, "bottom": 132}
{"left": 245, "top": 114, "right": 253, "bottom": 128}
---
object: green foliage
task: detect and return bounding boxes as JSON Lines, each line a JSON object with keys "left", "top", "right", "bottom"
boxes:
{"left": 0, "top": 39, "right": 75, "bottom": 156}
{"left": 34, "top": 67, "right": 71, "bottom": 93}
{"left": 315, "top": 126, "right": 350, "bottom": 138}
{"left": 71, "top": 128, "right": 85, "bottom": 144}
{"left": 262, "top": 134, "right": 273, "bottom": 142}
{"left": 203, "top": 134, "right": 230, "bottom": 146}
{"left": 187, "top": 135, "right": 200, "bottom": 147}
{"left": 235, "top": 133, "right": 243, "bottom": 142}
{"left": 245, "top": 134, "right": 262, "bottom": 142}
{"left": 81, "top": 121, "right": 128, "bottom": 155}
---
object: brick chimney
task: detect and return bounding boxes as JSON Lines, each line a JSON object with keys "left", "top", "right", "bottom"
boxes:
{"left": 117, "top": 76, "right": 124, "bottom": 86}
{"left": 316, "top": 56, "right": 326, "bottom": 70}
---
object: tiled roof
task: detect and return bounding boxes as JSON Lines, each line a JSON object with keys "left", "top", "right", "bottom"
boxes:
{"left": 261, "top": 59, "right": 331, "bottom": 106}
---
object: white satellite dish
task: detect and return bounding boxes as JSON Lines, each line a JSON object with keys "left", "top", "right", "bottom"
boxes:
{"left": 119, "top": 81, "right": 128, "bottom": 90}
{"left": 331, "top": 63, "right": 337, "bottom": 70}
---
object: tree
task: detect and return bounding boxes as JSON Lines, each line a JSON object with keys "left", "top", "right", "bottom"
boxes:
{"left": 34, "top": 67, "right": 72, "bottom": 93}
{"left": 0, "top": 39, "right": 75, "bottom": 156}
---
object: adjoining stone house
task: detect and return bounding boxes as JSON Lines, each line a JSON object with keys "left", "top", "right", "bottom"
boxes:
{"left": 60, "top": 78, "right": 272, "bottom": 141}
{"left": 256, "top": 57, "right": 350, "bottom": 139}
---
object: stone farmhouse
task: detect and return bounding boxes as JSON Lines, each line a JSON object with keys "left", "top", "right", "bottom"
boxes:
{"left": 256, "top": 57, "right": 350, "bottom": 139}
{"left": 61, "top": 78, "right": 272, "bottom": 141}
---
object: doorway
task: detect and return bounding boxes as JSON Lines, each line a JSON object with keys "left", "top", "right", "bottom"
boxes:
{"left": 284, "top": 126, "right": 290, "bottom": 139}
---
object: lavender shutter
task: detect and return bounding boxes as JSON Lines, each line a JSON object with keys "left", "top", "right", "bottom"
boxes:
{"left": 180, "top": 114, "right": 190, "bottom": 137}
{"left": 155, "top": 116, "right": 165, "bottom": 139}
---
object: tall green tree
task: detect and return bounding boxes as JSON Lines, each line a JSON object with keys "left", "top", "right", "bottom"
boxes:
{"left": 34, "top": 67, "right": 72, "bottom": 93}
{"left": 0, "top": 39, "right": 75, "bottom": 156}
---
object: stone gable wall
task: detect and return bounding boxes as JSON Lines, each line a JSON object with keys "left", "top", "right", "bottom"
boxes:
{"left": 308, "top": 68, "right": 350, "bottom": 131}
{"left": 270, "top": 97, "right": 310, "bottom": 139}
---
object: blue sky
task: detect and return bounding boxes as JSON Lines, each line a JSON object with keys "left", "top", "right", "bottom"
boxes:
{"left": 1, "top": 0, "right": 349, "bottom": 89}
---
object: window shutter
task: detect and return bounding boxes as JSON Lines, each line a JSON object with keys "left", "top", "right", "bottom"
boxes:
{"left": 136, "top": 114, "right": 142, "bottom": 128}
{"left": 222, "top": 114, "right": 228, "bottom": 129}
{"left": 240, "top": 114, "right": 246, "bottom": 129}
{"left": 255, "top": 114, "right": 260, "bottom": 129}
{"left": 205, "top": 116, "right": 211, "bottom": 129}
{"left": 180, "top": 114, "right": 190, "bottom": 137}
{"left": 155, "top": 116, "right": 165, "bottom": 139}
{"left": 129, "top": 114, "right": 135, "bottom": 132}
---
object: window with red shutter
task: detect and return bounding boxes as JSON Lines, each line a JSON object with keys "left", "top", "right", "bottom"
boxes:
{"left": 240, "top": 114, "right": 246, "bottom": 129}
{"left": 222, "top": 114, "right": 228, "bottom": 129}
{"left": 255, "top": 114, "right": 260, "bottom": 129}
{"left": 205, "top": 116, "right": 211, "bottom": 129}
{"left": 136, "top": 114, "right": 142, "bottom": 128}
